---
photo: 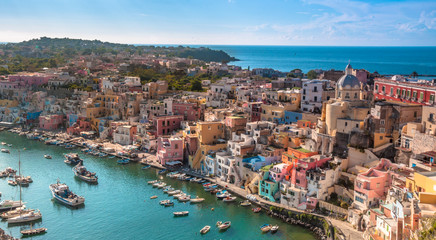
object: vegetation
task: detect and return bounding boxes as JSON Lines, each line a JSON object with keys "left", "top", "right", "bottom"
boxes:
{"left": 419, "top": 217, "right": 436, "bottom": 240}
{"left": 307, "top": 70, "right": 317, "bottom": 79}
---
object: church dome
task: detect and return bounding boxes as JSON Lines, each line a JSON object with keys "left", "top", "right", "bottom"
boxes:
{"left": 337, "top": 74, "right": 360, "bottom": 89}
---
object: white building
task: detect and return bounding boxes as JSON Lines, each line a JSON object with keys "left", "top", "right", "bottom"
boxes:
{"left": 113, "top": 125, "right": 134, "bottom": 145}
{"left": 301, "top": 79, "right": 329, "bottom": 113}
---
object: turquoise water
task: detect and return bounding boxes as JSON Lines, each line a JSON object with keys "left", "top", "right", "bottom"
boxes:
{"left": 0, "top": 132, "right": 315, "bottom": 240}
{"left": 178, "top": 45, "right": 436, "bottom": 75}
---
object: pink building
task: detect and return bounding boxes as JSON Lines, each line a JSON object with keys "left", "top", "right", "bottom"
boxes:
{"left": 157, "top": 137, "right": 184, "bottom": 165}
{"left": 289, "top": 155, "right": 331, "bottom": 189}
{"left": 39, "top": 115, "right": 64, "bottom": 130}
{"left": 268, "top": 163, "right": 289, "bottom": 182}
{"left": 8, "top": 73, "right": 52, "bottom": 87}
{"left": 172, "top": 102, "right": 201, "bottom": 121}
{"left": 153, "top": 115, "right": 184, "bottom": 137}
{"left": 67, "top": 117, "right": 91, "bottom": 135}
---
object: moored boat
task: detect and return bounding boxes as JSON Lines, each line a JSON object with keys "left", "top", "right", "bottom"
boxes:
{"left": 167, "top": 190, "right": 181, "bottom": 196}
{"left": 150, "top": 195, "right": 158, "bottom": 199}
{"left": 44, "top": 154, "right": 52, "bottom": 159}
{"left": 1, "top": 148, "right": 10, "bottom": 153}
{"left": 223, "top": 196, "right": 237, "bottom": 202}
{"left": 190, "top": 197, "right": 205, "bottom": 203}
{"left": 200, "top": 225, "right": 210, "bottom": 234}
{"left": 147, "top": 180, "right": 158, "bottom": 184}
{"left": 178, "top": 195, "right": 191, "bottom": 202}
{"left": 164, "top": 201, "right": 174, "bottom": 207}
{"left": 271, "top": 225, "right": 279, "bottom": 233}
{"left": 158, "top": 169, "right": 167, "bottom": 175}
{"left": 0, "top": 207, "right": 28, "bottom": 219}
{"left": 260, "top": 224, "right": 272, "bottom": 233}
{"left": 173, "top": 211, "right": 189, "bottom": 217}
{"left": 142, "top": 165, "right": 151, "bottom": 170}
{"left": 117, "top": 159, "right": 130, "bottom": 164}
{"left": 8, "top": 180, "right": 17, "bottom": 186}
{"left": 159, "top": 200, "right": 171, "bottom": 205}
{"left": 72, "top": 163, "right": 98, "bottom": 183}
{"left": 218, "top": 221, "right": 231, "bottom": 230}
{"left": 240, "top": 200, "right": 252, "bottom": 206}
{"left": 252, "top": 207, "right": 261, "bottom": 213}
{"left": 0, "top": 200, "right": 23, "bottom": 211}
{"left": 49, "top": 181, "right": 85, "bottom": 207}
{"left": 7, "top": 210, "right": 42, "bottom": 224}
{"left": 64, "top": 153, "right": 83, "bottom": 165}
{"left": 21, "top": 227, "right": 47, "bottom": 236}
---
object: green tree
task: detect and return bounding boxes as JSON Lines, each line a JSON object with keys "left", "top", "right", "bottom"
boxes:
{"left": 307, "top": 70, "right": 317, "bottom": 79}
{"left": 190, "top": 79, "right": 203, "bottom": 92}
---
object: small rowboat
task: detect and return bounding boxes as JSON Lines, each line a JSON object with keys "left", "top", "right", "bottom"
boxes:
{"left": 190, "top": 197, "right": 205, "bottom": 203}
{"left": 142, "top": 165, "right": 151, "bottom": 170}
{"left": 173, "top": 211, "right": 189, "bottom": 217}
{"left": 150, "top": 195, "right": 158, "bottom": 199}
{"left": 260, "top": 224, "right": 272, "bottom": 233}
{"left": 44, "top": 154, "right": 52, "bottom": 159}
{"left": 21, "top": 227, "right": 47, "bottom": 236}
{"left": 252, "top": 207, "right": 261, "bottom": 213}
{"left": 200, "top": 225, "right": 210, "bottom": 234}
{"left": 178, "top": 195, "right": 191, "bottom": 202}
{"left": 271, "top": 225, "right": 279, "bottom": 233}
{"left": 164, "top": 201, "right": 174, "bottom": 207}
{"left": 218, "top": 221, "right": 231, "bottom": 230}
{"left": 8, "top": 180, "right": 17, "bottom": 186}
{"left": 223, "top": 196, "right": 237, "bottom": 202}
{"left": 159, "top": 200, "right": 171, "bottom": 205}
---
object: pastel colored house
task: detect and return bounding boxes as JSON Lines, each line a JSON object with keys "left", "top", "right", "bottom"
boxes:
{"left": 157, "top": 137, "right": 183, "bottom": 165}
{"left": 197, "top": 121, "right": 225, "bottom": 145}
{"left": 282, "top": 147, "right": 318, "bottom": 165}
{"left": 268, "top": 163, "right": 289, "bottom": 182}
{"left": 153, "top": 115, "right": 184, "bottom": 137}
{"left": 39, "top": 115, "right": 64, "bottom": 130}
{"left": 242, "top": 155, "right": 273, "bottom": 171}
{"left": 278, "top": 111, "right": 303, "bottom": 124}
{"left": 259, "top": 171, "right": 280, "bottom": 202}
{"left": 113, "top": 125, "right": 137, "bottom": 145}
{"left": 173, "top": 102, "right": 201, "bottom": 121}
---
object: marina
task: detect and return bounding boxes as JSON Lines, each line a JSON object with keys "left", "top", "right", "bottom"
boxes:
{"left": 0, "top": 131, "right": 315, "bottom": 239}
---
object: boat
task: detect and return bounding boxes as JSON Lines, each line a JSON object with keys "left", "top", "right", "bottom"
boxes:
{"left": 163, "top": 187, "right": 174, "bottom": 193}
{"left": 178, "top": 195, "right": 191, "bottom": 202}
{"left": 223, "top": 196, "right": 237, "bottom": 202}
{"left": 98, "top": 153, "right": 108, "bottom": 158}
{"left": 167, "top": 190, "right": 181, "bottom": 196}
{"left": 173, "top": 193, "right": 184, "bottom": 199}
{"left": 164, "top": 201, "right": 174, "bottom": 207}
{"left": 159, "top": 200, "right": 170, "bottom": 205}
{"left": 150, "top": 196, "right": 158, "bottom": 199}
{"left": 4, "top": 167, "right": 17, "bottom": 174}
{"left": 240, "top": 200, "right": 251, "bottom": 206}
{"left": 156, "top": 182, "right": 167, "bottom": 189}
{"left": 117, "top": 159, "right": 130, "bottom": 164}
{"left": 49, "top": 180, "right": 85, "bottom": 207}
{"left": 260, "top": 224, "right": 272, "bottom": 233}
{"left": 1, "top": 142, "right": 6, "bottom": 145}
{"left": 15, "top": 177, "right": 31, "bottom": 187}
{"left": 147, "top": 180, "right": 158, "bottom": 184}
{"left": 271, "top": 225, "right": 279, "bottom": 233}
{"left": 158, "top": 169, "right": 167, "bottom": 175}
{"left": 1, "top": 148, "right": 10, "bottom": 153}
{"left": 44, "top": 154, "right": 52, "bottom": 159}
{"left": 8, "top": 210, "right": 42, "bottom": 224}
{"left": 142, "top": 165, "right": 151, "bottom": 170}
{"left": 190, "top": 197, "right": 205, "bottom": 203}
{"left": 0, "top": 171, "right": 9, "bottom": 178}
{"left": 216, "top": 221, "right": 222, "bottom": 226}
{"left": 200, "top": 225, "right": 211, "bottom": 234}
{"left": 64, "top": 153, "right": 83, "bottom": 165}
{"left": 173, "top": 211, "right": 189, "bottom": 217}
{"left": 152, "top": 181, "right": 161, "bottom": 188}
{"left": 252, "top": 207, "right": 261, "bottom": 213}
{"left": 198, "top": 180, "right": 206, "bottom": 184}
{"left": 0, "top": 200, "right": 23, "bottom": 211}
{"left": 216, "top": 191, "right": 230, "bottom": 199}
{"left": 0, "top": 207, "right": 30, "bottom": 219}
{"left": 7, "top": 144, "right": 12, "bottom": 147}
{"left": 8, "top": 180, "right": 17, "bottom": 186}
{"left": 73, "top": 163, "right": 98, "bottom": 183}
{"left": 218, "top": 221, "right": 231, "bottom": 230}
{"left": 210, "top": 189, "right": 220, "bottom": 194}
{"left": 21, "top": 226, "right": 47, "bottom": 236}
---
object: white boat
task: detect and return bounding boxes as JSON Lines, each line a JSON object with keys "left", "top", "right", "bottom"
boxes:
{"left": 163, "top": 187, "right": 174, "bottom": 193}
{"left": 218, "top": 221, "right": 231, "bottom": 230}
{"left": 167, "top": 190, "right": 181, "bottom": 196}
{"left": 173, "top": 211, "right": 189, "bottom": 217}
{"left": 190, "top": 197, "right": 205, "bottom": 203}
{"left": 159, "top": 200, "right": 171, "bottom": 205}
{"left": 240, "top": 200, "right": 252, "bottom": 206}
{"left": 8, "top": 180, "right": 17, "bottom": 186}
{"left": 49, "top": 181, "right": 85, "bottom": 207}
{"left": 44, "top": 154, "right": 52, "bottom": 159}
{"left": 21, "top": 226, "right": 47, "bottom": 236}
{"left": 73, "top": 163, "right": 98, "bottom": 183}
{"left": 152, "top": 182, "right": 161, "bottom": 187}
{"left": 0, "top": 206, "right": 28, "bottom": 219}
{"left": 200, "top": 225, "right": 211, "bottom": 234}
{"left": 0, "top": 200, "right": 23, "bottom": 211}
{"left": 0, "top": 171, "right": 9, "bottom": 178}
{"left": 178, "top": 195, "right": 191, "bottom": 202}
{"left": 1, "top": 148, "right": 10, "bottom": 153}
{"left": 147, "top": 180, "right": 158, "bottom": 184}
{"left": 173, "top": 193, "right": 184, "bottom": 199}
{"left": 1, "top": 142, "right": 6, "bottom": 145}
{"left": 157, "top": 182, "right": 167, "bottom": 189}
{"left": 8, "top": 210, "right": 42, "bottom": 224}
{"left": 223, "top": 196, "right": 237, "bottom": 202}
{"left": 271, "top": 225, "right": 279, "bottom": 233}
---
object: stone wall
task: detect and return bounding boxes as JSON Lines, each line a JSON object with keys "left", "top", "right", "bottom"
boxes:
{"left": 411, "top": 132, "right": 436, "bottom": 154}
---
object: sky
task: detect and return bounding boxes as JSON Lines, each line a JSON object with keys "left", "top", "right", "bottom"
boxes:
{"left": 0, "top": 0, "right": 435, "bottom": 46}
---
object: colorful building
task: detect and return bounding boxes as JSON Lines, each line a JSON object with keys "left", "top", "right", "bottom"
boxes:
{"left": 157, "top": 137, "right": 184, "bottom": 165}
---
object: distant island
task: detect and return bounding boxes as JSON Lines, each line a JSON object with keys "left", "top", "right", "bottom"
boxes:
{"left": 0, "top": 37, "right": 238, "bottom": 64}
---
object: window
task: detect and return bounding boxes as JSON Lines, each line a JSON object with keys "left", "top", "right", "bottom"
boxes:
{"left": 375, "top": 85, "right": 379, "bottom": 91}
{"left": 396, "top": 88, "right": 400, "bottom": 95}
{"left": 380, "top": 128, "right": 385, "bottom": 133}
{"left": 413, "top": 91, "right": 417, "bottom": 99}
{"left": 390, "top": 87, "right": 393, "bottom": 95}
{"left": 345, "top": 122, "right": 348, "bottom": 126}
{"left": 382, "top": 86, "right": 385, "bottom": 93}
{"left": 381, "top": 120, "right": 385, "bottom": 125}
{"left": 420, "top": 92, "right": 424, "bottom": 101}
{"left": 174, "top": 144, "right": 178, "bottom": 149}
{"left": 402, "top": 89, "right": 406, "bottom": 97}
{"left": 414, "top": 111, "right": 417, "bottom": 118}
{"left": 356, "top": 124, "right": 359, "bottom": 128}
{"left": 314, "top": 96, "right": 318, "bottom": 102}
{"left": 354, "top": 93, "right": 358, "bottom": 99}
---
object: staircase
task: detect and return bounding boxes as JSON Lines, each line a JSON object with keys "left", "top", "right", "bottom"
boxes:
{"left": 191, "top": 147, "right": 203, "bottom": 169}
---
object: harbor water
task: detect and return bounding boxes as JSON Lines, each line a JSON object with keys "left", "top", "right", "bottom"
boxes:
{"left": 0, "top": 132, "right": 316, "bottom": 240}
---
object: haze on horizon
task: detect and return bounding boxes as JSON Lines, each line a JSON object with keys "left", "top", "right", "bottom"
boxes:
{"left": 1, "top": 0, "right": 435, "bottom": 46}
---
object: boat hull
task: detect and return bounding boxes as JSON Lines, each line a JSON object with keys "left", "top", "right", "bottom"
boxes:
{"left": 49, "top": 185, "right": 85, "bottom": 207}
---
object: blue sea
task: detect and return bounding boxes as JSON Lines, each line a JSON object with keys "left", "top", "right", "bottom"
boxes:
{"left": 155, "top": 45, "right": 436, "bottom": 76}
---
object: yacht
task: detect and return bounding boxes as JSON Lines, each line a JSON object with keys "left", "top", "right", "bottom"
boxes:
{"left": 8, "top": 210, "right": 42, "bottom": 224}
{"left": 0, "top": 200, "right": 23, "bottom": 211}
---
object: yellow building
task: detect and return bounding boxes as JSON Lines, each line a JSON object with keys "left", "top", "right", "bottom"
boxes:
{"left": 0, "top": 100, "right": 18, "bottom": 108}
{"left": 261, "top": 104, "right": 298, "bottom": 122}
{"left": 197, "top": 121, "right": 225, "bottom": 145}
{"left": 407, "top": 172, "right": 436, "bottom": 194}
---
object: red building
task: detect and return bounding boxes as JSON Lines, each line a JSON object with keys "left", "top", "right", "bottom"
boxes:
{"left": 374, "top": 78, "right": 436, "bottom": 106}
{"left": 172, "top": 102, "right": 201, "bottom": 121}
{"left": 152, "top": 115, "right": 184, "bottom": 137}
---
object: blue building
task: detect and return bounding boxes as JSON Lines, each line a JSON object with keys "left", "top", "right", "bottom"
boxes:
{"left": 277, "top": 111, "right": 302, "bottom": 124}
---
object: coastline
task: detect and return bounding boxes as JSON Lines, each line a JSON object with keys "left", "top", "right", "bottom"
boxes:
{"left": 1, "top": 127, "right": 361, "bottom": 240}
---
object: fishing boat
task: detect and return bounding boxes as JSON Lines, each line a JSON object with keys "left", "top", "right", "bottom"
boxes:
{"left": 223, "top": 196, "right": 237, "bottom": 202}
{"left": 8, "top": 210, "right": 42, "bottom": 224}
{"left": 72, "top": 163, "right": 98, "bottom": 183}
{"left": 147, "top": 180, "right": 158, "bottom": 184}
{"left": 260, "top": 224, "right": 272, "bottom": 233}
{"left": 190, "top": 197, "right": 205, "bottom": 203}
{"left": 117, "top": 159, "right": 130, "bottom": 164}
{"left": 0, "top": 200, "right": 23, "bottom": 211}
{"left": 1, "top": 148, "right": 10, "bottom": 153}
{"left": 252, "top": 207, "right": 261, "bottom": 213}
{"left": 240, "top": 200, "right": 252, "bottom": 206}
{"left": 173, "top": 211, "right": 189, "bottom": 217}
{"left": 164, "top": 201, "right": 174, "bottom": 207}
{"left": 218, "top": 221, "right": 231, "bottom": 230}
{"left": 49, "top": 180, "right": 85, "bottom": 207}
{"left": 150, "top": 196, "right": 158, "bottom": 199}
{"left": 142, "top": 165, "right": 151, "bottom": 170}
{"left": 44, "top": 154, "right": 52, "bottom": 159}
{"left": 64, "top": 153, "right": 83, "bottom": 165}
{"left": 271, "top": 225, "right": 279, "bottom": 233}
{"left": 167, "top": 190, "right": 181, "bottom": 196}
{"left": 21, "top": 226, "right": 47, "bottom": 236}
{"left": 200, "top": 225, "right": 211, "bottom": 234}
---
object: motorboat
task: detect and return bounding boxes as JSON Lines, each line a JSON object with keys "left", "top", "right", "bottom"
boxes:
{"left": 0, "top": 206, "right": 29, "bottom": 219}
{"left": 163, "top": 187, "right": 174, "bottom": 193}
{"left": 49, "top": 181, "right": 85, "bottom": 206}
{"left": 7, "top": 210, "right": 42, "bottom": 224}
{"left": 152, "top": 181, "right": 161, "bottom": 188}
{"left": 158, "top": 169, "right": 167, "bottom": 175}
{"left": 44, "top": 154, "right": 52, "bottom": 159}
{"left": 8, "top": 180, "right": 17, "bottom": 186}
{"left": 173, "top": 193, "right": 184, "bottom": 199}
{"left": 190, "top": 197, "right": 205, "bottom": 203}
{"left": 223, "top": 196, "right": 237, "bottom": 202}
{"left": 73, "top": 163, "right": 98, "bottom": 183}
{"left": 156, "top": 182, "right": 167, "bottom": 189}
{"left": 142, "top": 165, "right": 151, "bottom": 170}
{"left": 15, "top": 177, "right": 31, "bottom": 187}
{"left": 0, "top": 200, "right": 23, "bottom": 211}
{"left": 178, "top": 195, "right": 191, "bottom": 202}
{"left": 64, "top": 153, "right": 83, "bottom": 165}
{"left": 0, "top": 171, "right": 9, "bottom": 178}
{"left": 117, "top": 159, "right": 130, "bottom": 164}
{"left": 271, "top": 225, "right": 279, "bottom": 233}
{"left": 167, "top": 190, "right": 181, "bottom": 196}
{"left": 164, "top": 201, "right": 174, "bottom": 207}
{"left": 218, "top": 221, "right": 231, "bottom": 230}
{"left": 260, "top": 224, "right": 272, "bottom": 233}
{"left": 147, "top": 180, "right": 158, "bottom": 185}
{"left": 1, "top": 148, "right": 10, "bottom": 153}
{"left": 173, "top": 211, "right": 189, "bottom": 217}
{"left": 159, "top": 200, "right": 171, "bottom": 205}
{"left": 21, "top": 227, "right": 47, "bottom": 236}
{"left": 216, "top": 191, "right": 230, "bottom": 199}
{"left": 240, "top": 200, "right": 252, "bottom": 206}
{"left": 200, "top": 225, "right": 211, "bottom": 234}
{"left": 1, "top": 142, "right": 6, "bottom": 145}
{"left": 252, "top": 207, "right": 261, "bottom": 213}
